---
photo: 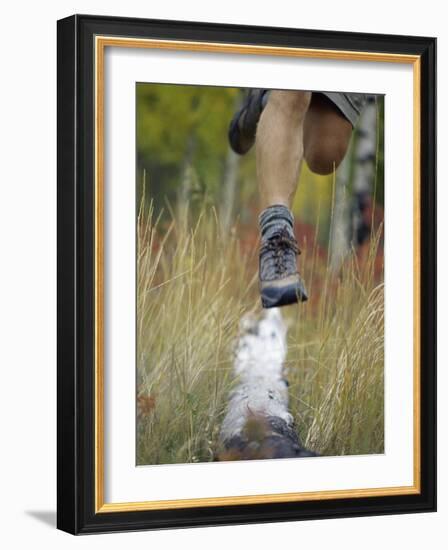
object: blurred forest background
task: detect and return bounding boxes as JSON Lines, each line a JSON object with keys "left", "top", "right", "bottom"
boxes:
{"left": 136, "top": 83, "right": 385, "bottom": 466}
{"left": 136, "top": 84, "right": 384, "bottom": 262}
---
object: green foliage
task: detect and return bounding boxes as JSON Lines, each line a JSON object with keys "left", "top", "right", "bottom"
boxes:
{"left": 137, "top": 83, "right": 241, "bottom": 209}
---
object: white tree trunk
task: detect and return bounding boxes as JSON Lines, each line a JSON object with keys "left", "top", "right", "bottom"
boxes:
{"left": 220, "top": 147, "right": 240, "bottom": 233}
{"left": 330, "top": 146, "right": 352, "bottom": 271}
{"left": 352, "top": 99, "right": 377, "bottom": 195}
{"left": 351, "top": 98, "right": 378, "bottom": 246}
{"left": 330, "top": 97, "right": 378, "bottom": 270}
{"left": 220, "top": 93, "right": 242, "bottom": 233}
{"left": 177, "top": 133, "right": 196, "bottom": 226}
{"left": 219, "top": 309, "right": 316, "bottom": 460}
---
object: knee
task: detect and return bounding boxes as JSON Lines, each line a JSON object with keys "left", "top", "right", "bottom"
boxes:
{"left": 305, "top": 136, "right": 349, "bottom": 175}
{"left": 269, "top": 90, "right": 312, "bottom": 119}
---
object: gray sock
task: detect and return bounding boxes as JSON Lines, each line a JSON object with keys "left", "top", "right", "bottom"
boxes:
{"left": 259, "top": 205, "right": 295, "bottom": 241}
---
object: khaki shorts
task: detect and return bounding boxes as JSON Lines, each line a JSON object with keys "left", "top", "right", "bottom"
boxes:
{"left": 320, "top": 92, "right": 368, "bottom": 127}
{"left": 262, "top": 90, "right": 369, "bottom": 127}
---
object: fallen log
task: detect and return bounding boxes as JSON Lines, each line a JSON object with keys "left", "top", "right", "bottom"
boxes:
{"left": 218, "top": 309, "right": 316, "bottom": 460}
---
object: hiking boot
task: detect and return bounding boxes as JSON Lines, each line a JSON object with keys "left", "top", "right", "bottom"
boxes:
{"left": 228, "top": 89, "right": 269, "bottom": 155}
{"left": 259, "top": 228, "right": 308, "bottom": 308}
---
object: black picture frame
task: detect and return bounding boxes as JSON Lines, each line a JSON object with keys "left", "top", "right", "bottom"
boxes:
{"left": 57, "top": 14, "right": 436, "bottom": 534}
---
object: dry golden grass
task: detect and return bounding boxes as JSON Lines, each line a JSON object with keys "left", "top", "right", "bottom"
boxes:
{"left": 136, "top": 201, "right": 384, "bottom": 465}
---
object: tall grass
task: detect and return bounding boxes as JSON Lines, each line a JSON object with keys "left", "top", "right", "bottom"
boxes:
{"left": 288, "top": 228, "right": 384, "bottom": 456}
{"left": 136, "top": 200, "right": 384, "bottom": 465}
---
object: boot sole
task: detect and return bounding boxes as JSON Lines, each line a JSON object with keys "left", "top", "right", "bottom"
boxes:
{"left": 261, "top": 281, "right": 308, "bottom": 309}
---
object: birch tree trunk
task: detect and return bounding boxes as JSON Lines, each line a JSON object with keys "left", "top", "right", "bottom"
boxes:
{"left": 220, "top": 93, "right": 242, "bottom": 233}
{"left": 330, "top": 97, "right": 378, "bottom": 270}
{"left": 177, "top": 132, "right": 196, "bottom": 227}
{"left": 330, "top": 143, "right": 352, "bottom": 271}
{"left": 218, "top": 309, "right": 316, "bottom": 460}
{"left": 220, "top": 147, "right": 240, "bottom": 233}
{"left": 351, "top": 97, "right": 378, "bottom": 247}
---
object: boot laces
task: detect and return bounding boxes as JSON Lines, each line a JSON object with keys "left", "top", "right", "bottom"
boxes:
{"left": 260, "top": 228, "right": 300, "bottom": 275}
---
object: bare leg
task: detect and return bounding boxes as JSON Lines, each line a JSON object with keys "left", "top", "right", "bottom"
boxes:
{"left": 256, "top": 90, "right": 312, "bottom": 209}
{"left": 255, "top": 90, "right": 352, "bottom": 308}
{"left": 303, "top": 93, "right": 353, "bottom": 175}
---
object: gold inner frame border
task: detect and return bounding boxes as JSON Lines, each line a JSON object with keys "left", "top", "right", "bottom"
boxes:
{"left": 94, "top": 35, "right": 421, "bottom": 514}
